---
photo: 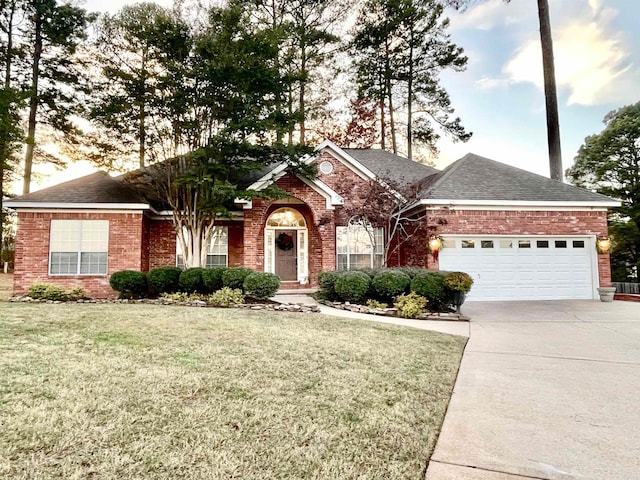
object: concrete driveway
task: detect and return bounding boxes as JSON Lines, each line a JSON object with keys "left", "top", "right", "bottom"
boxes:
{"left": 426, "top": 300, "right": 640, "bottom": 480}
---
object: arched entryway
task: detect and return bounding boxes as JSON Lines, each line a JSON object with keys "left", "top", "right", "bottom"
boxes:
{"left": 265, "top": 207, "right": 309, "bottom": 284}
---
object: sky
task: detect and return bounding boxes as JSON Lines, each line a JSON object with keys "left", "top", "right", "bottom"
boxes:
{"left": 22, "top": 0, "right": 640, "bottom": 191}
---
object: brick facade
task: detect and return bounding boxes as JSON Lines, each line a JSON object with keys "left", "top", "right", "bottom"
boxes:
{"left": 10, "top": 149, "right": 614, "bottom": 297}
{"left": 14, "top": 211, "right": 146, "bottom": 298}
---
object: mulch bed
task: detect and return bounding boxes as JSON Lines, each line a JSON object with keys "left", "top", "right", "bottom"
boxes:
{"left": 318, "top": 300, "right": 470, "bottom": 322}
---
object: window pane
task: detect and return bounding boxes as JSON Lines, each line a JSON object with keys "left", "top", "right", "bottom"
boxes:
{"left": 50, "top": 252, "right": 78, "bottom": 275}
{"left": 350, "top": 254, "right": 372, "bottom": 270}
{"left": 50, "top": 220, "right": 108, "bottom": 275}
{"left": 209, "top": 227, "right": 228, "bottom": 255}
{"left": 80, "top": 252, "right": 107, "bottom": 274}
{"left": 336, "top": 227, "right": 348, "bottom": 255}
{"left": 518, "top": 240, "right": 531, "bottom": 249}
{"left": 481, "top": 240, "right": 494, "bottom": 249}
{"left": 50, "top": 220, "right": 81, "bottom": 252}
{"left": 374, "top": 227, "right": 384, "bottom": 255}
{"left": 336, "top": 223, "right": 385, "bottom": 270}
{"left": 462, "top": 240, "right": 475, "bottom": 249}
{"left": 206, "top": 255, "right": 227, "bottom": 268}
{"left": 350, "top": 226, "right": 373, "bottom": 255}
{"left": 573, "top": 240, "right": 585, "bottom": 248}
{"left": 81, "top": 221, "right": 109, "bottom": 251}
{"left": 555, "top": 240, "right": 567, "bottom": 248}
{"left": 499, "top": 240, "right": 513, "bottom": 249}
{"left": 537, "top": 240, "right": 549, "bottom": 248}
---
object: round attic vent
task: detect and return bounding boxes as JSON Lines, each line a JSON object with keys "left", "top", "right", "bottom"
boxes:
{"left": 319, "top": 160, "right": 334, "bottom": 174}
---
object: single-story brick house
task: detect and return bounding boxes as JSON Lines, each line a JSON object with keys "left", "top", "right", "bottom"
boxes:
{"left": 6, "top": 140, "right": 619, "bottom": 300}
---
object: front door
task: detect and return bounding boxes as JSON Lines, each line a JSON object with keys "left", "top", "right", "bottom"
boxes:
{"left": 275, "top": 230, "right": 297, "bottom": 281}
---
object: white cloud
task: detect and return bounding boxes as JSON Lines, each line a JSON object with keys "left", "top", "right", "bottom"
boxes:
{"left": 448, "top": 0, "right": 531, "bottom": 32}
{"left": 503, "top": 11, "right": 633, "bottom": 106}
{"left": 466, "top": 1, "right": 639, "bottom": 107}
{"left": 475, "top": 77, "right": 510, "bottom": 90}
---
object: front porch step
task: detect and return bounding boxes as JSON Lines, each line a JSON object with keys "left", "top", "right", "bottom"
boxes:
{"left": 276, "top": 288, "right": 317, "bottom": 295}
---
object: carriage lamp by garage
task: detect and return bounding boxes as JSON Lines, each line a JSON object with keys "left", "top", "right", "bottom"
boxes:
{"left": 596, "top": 237, "right": 611, "bottom": 254}
{"left": 428, "top": 235, "right": 443, "bottom": 261}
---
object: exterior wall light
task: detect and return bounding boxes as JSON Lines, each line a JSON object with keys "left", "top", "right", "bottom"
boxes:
{"left": 596, "top": 237, "right": 611, "bottom": 254}
{"left": 429, "top": 235, "right": 443, "bottom": 261}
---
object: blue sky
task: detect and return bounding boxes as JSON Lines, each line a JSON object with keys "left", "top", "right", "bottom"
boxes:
{"left": 436, "top": 0, "right": 640, "bottom": 176}
{"left": 26, "top": 0, "right": 639, "bottom": 191}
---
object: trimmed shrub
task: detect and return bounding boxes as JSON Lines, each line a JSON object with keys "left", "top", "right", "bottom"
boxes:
{"left": 444, "top": 271, "right": 474, "bottom": 292}
{"left": 366, "top": 299, "right": 388, "bottom": 309}
{"left": 109, "top": 270, "right": 148, "bottom": 299}
{"left": 372, "top": 270, "right": 411, "bottom": 301}
{"left": 317, "top": 270, "right": 341, "bottom": 300}
{"left": 355, "top": 268, "right": 382, "bottom": 280}
{"left": 243, "top": 272, "right": 281, "bottom": 300}
{"left": 334, "top": 271, "right": 371, "bottom": 304}
{"left": 27, "top": 283, "right": 85, "bottom": 301}
{"left": 222, "top": 267, "right": 254, "bottom": 291}
{"left": 394, "top": 292, "right": 428, "bottom": 318}
{"left": 397, "top": 267, "right": 428, "bottom": 279}
{"left": 209, "top": 287, "right": 244, "bottom": 307}
{"left": 179, "top": 268, "right": 207, "bottom": 294}
{"left": 147, "top": 266, "right": 182, "bottom": 295}
{"left": 411, "top": 272, "right": 453, "bottom": 311}
{"left": 203, "top": 267, "right": 227, "bottom": 293}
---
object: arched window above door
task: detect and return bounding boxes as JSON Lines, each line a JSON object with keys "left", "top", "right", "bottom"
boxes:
{"left": 267, "top": 208, "right": 306, "bottom": 228}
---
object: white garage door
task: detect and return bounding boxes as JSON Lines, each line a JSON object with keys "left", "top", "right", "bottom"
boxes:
{"left": 439, "top": 236, "right": 597, "bottom": 301}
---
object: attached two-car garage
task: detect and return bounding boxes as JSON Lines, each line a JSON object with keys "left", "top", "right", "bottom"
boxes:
{"left": 439, "top": 236, "right": 598, "bottom": 301}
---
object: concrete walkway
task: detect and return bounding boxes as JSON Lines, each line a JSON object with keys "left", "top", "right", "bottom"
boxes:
{"left": 426, "top": 300, "right": 640, "bottom": 480}
{"left": 272, "top": 292, "right": 470, "bottom": 337}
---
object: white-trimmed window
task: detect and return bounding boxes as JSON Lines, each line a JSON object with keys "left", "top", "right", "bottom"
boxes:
{"left": 49, "top": 220, "right": 109, "bottom": 275}
{"left": 177, "top": 226, "right": 228, "bottom": 269}
{"left": 336, "top": 222, "right": 384, "bottom": 270}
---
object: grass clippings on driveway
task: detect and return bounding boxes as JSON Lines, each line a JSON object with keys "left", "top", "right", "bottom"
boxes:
{"left": 0, "top": 303, "right": 466, "bottom": 480}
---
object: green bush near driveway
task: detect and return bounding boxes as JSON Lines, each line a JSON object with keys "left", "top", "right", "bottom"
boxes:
{"left": 371, "top": 270, "right": 411, "bottom": 302}
{"left": 334, "top": 271, "right": 371, "bottom": 303}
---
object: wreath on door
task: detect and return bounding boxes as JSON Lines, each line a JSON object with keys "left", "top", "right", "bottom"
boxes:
{"left": 276, "top": 232, "right": 294, "bottom": 251}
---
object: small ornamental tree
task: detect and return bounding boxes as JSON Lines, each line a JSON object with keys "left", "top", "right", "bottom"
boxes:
{"left": 333, "top": 169, "right": 440, "bottom": 267}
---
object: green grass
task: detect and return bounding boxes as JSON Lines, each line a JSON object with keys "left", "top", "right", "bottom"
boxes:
{"left": 0, "top": 303, "right": 466, "bottom": 479}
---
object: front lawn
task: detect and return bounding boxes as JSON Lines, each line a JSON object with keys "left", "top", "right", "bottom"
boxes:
{"left": 0, "top": 303, "right": 466, "bottom": 479}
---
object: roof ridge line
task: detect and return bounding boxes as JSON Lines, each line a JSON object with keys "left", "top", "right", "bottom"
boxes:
{"left": 423, "top": 153, "right": 469, "bottom": 196}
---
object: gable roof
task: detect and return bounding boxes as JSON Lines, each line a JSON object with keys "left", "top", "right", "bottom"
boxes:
{"left": 417, "top": 153, "right": 619, "bottom": 206}
{"left": 341, "top": 148, "right": 438, "bottom": 184}
{"left": 5, "top": 171, "right": 149, "bottom": 209}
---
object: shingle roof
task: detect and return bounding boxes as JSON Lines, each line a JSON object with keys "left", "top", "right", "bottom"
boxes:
{"left": 5, "top": 171, "right": 146, "bottom": 205}
{"left": 343, "top": 148, "right": 438, "bottom": 184}
{"left": 419, "top": 153, "right": 617, "bottom": 203}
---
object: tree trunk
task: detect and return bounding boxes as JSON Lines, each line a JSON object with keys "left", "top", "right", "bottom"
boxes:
{"left": 23, "top": 9, "right": 43, "bottom": 195}
{"left": 537, "top": 0, "right": 563, "bottom": 181}
{"left": 406, "top": 27, "right": 414, "bottom": 161}
{"left": 378, "top": 67, "right": 386, "bottom": 150}
{"left": 138, "top": 51, "right": 147, "bottom": 168}
{"left": 384, "top": 38, "right": 397, "bottom": 154}
{"left": 298, "top": 45, "right": 307, "bottom": 145}
{"left": 1, "top": 0, "right": 16, "bottom": 249}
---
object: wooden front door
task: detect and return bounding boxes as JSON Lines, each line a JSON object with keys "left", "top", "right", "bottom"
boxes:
{"left": 275, "top": 230, "right": 297, "bottom": 281}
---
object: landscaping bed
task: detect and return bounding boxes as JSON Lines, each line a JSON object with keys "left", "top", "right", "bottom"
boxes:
{"left": 318, "top": 299, "right": 470, "bottom": 321}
